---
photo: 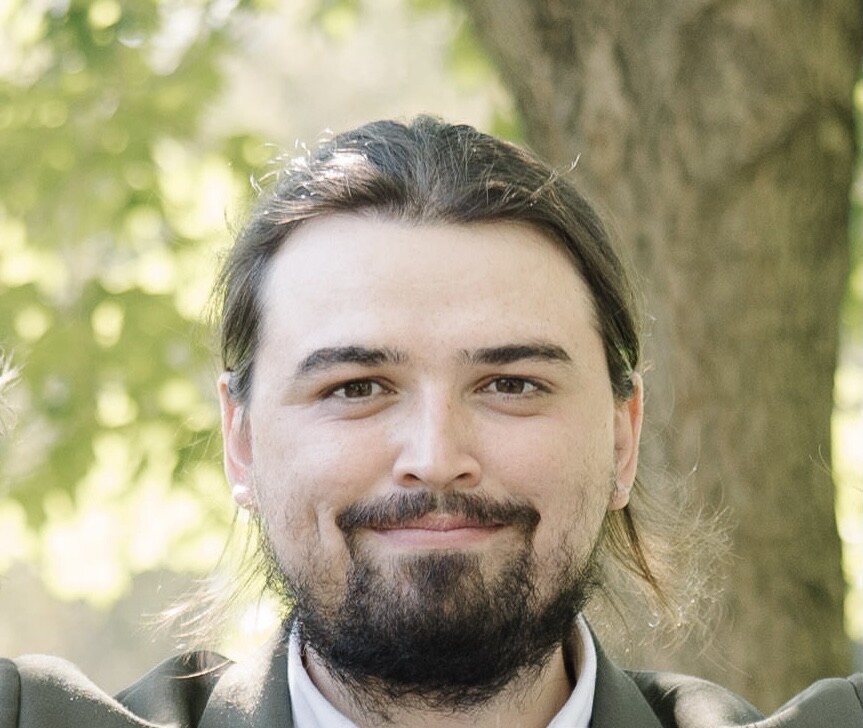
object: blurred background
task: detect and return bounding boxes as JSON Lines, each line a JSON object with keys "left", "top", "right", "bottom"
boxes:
{"left": 0, "top": 0, "right": 860, "bottom": 714}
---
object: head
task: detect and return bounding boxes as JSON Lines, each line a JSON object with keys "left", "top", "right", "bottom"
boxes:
{"left": 214, "top": 117, "right": 662, "bottom": 711}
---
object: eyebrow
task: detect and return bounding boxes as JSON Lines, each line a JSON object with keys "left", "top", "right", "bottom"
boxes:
{"left": 295, "top": 346, "right": 407, "bottom": 377}
{"left": 294, "top": 341, "right": 573, "bottom": 378}
{"left": 461, "top": 343, "right": 573, "bottom": 367}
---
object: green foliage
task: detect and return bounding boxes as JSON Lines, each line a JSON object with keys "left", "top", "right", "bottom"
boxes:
{"left": 310, "top": 0, "right": 361, "bottom": 39}
{"left": 406, "top": 0, "right": 452, "bottom": 11}
{"left": 445, "top": 14, "right": 494, "bottom": 89}
{"left": 0, "top": 0, "right": 266, "bottom": 603}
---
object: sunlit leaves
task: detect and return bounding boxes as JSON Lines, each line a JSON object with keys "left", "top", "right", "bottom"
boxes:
{"left": 311, "top": 0, "right": 360, "bottom": 39}
{"left": 0, "top": 0, "right": 262, "bottom": 606}
{"left": 445, "top": 14, "right": 493, "bottom": 89}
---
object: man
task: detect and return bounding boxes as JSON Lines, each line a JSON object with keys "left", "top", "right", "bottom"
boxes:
{"left": 2, "top": 117, "right": 862, "bottom": 727}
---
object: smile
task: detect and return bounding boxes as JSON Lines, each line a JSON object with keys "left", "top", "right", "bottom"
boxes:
{"left": 370, "top": 514, "right": 505, "bottom": 548}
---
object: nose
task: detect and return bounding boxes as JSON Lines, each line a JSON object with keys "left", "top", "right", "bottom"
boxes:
{"left": 392, "top": 392, "right": 482, "bottom": 491}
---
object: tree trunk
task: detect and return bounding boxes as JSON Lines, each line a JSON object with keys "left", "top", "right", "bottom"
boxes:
{"left": 461, "top": 0, "right": 860, "bottom": 711}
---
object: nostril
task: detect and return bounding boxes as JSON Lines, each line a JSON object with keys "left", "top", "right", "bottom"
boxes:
{"left": 392, "top": 455, "right": 482, "bottom": 491}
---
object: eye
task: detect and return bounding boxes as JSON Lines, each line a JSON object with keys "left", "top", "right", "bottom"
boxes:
{"left": 481, "top": 377, "right": 543, "bottom": 396}
{"left": 328, "top": 379, "right": 388, "bottom": 399}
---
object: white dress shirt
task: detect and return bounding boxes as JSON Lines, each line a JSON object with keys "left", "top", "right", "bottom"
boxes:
{"left": 287, "top": 615, "right": 597, "bottom": 728}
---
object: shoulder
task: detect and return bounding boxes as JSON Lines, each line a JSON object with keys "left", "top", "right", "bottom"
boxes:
{"left": 115, "top": 651, "right": 233, "bottom": 725}
{"left": 0, "top": 651, "right": 231, "bottom": 728}
{"left": 626, "top": 669, "right": 762, "bottom": 726}
{"left": 627, "top": 668, "right": 863, "bottom": 727}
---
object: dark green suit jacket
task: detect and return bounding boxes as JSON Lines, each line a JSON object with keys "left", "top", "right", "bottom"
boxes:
{"left": 2, "top": 628, "right": 862, "bottom": 727}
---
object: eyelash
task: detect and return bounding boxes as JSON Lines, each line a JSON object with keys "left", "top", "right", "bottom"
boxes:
{"left": 479, "top": 376, "right": 548, "bottom": 397}
{"left": 321, "top": 379, "right": 387, "bottom": 400}
{"left": 323, "top": 376, "right": 548, "bottom": 400}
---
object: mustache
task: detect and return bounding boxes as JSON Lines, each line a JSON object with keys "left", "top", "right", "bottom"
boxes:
{"left": 336, "top": 491, "right": 541, "bottom": 533}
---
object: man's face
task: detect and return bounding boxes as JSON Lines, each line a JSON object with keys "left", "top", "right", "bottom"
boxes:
{"left": 219, "top": 215, "right": 642, "bottom": 704}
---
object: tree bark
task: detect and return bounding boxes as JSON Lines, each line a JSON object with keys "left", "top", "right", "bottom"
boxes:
{"left": 461, "top": 0, "right": 861, "bottom": 711}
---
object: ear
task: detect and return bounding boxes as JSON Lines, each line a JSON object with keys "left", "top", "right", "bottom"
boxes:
{"left": 218, "top": 372, "right": 255, "bottom": 510}
{"left": 609, "top": 373, "right": 644, "bottom": 511}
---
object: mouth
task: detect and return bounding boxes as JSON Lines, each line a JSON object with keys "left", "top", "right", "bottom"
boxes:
{"left": 370, "top": 514, "right": 506, "bottom": 548}
{"left": 336, "top": 491, "right": 540, "bottom": 550}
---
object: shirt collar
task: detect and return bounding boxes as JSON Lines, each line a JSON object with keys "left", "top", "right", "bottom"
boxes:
{"left": 287, "top": 615, "right": 597, "bottom": 728}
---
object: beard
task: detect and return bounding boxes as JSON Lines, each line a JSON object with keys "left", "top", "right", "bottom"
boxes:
{"left": 260, "top": 490, "right": 600, "bottom": 716}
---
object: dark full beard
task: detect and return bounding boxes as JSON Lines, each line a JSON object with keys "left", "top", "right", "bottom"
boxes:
{"left": 262, "top": 491, "right": 600, "bottom": 716}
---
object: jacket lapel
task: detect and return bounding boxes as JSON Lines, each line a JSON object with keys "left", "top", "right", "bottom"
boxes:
{"left": 590, "top": 637, "right": 664, "bottom": 728}
{"left": 199, "top": 626, "right": 294, "bottom": 728}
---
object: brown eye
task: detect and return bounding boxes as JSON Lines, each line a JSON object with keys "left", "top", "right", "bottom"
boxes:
{"left": 332, "top": 380, "right": 382, "bottom": 399}
{"left": 486, "top": 378, "right": 540, "bottom": 395}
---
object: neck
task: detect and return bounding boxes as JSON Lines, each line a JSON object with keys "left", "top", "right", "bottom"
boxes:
{"left": 303, "top": 643, "right": 574, "bottom": 728}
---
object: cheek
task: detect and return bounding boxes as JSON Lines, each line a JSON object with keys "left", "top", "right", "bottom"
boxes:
{"left": 529, "top": 473, "right": 613, "bottom": 563}
{"left": 496, "top": 421, "right": 615, "bottom": 557}
{"left": 249, "top": 420, "right": 393, "bottom": 558}
{"left": 489, "top": 414, "right": 614, "bottom": 494}
{"left": 253, "top": 463, "right": 351, "bottom": 588}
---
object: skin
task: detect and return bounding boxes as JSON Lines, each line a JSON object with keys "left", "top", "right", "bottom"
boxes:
{"left": 219, "top": 214, "right": 643, "bottom": 727}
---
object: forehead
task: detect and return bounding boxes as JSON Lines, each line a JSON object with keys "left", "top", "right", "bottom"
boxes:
{"left": 257, "top": 215, "right": 600, "bottom": 362}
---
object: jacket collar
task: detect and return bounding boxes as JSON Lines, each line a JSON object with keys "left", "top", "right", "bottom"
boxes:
{"left": 590, "top": 635, "right": 665, "bottom": 728}
{"left": 199, "top": 625, "right": 294, "bottom": 728}
{"left": 198, "top": 622, "right": 662, "bottom": 728}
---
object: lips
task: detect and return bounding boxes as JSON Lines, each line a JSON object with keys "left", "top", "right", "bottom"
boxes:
{"left": 374, "top": 514, "right": 500, "bottom": 532}
{"left": 336, "top": 491, "right": 540, "bottom": 536}
{"left": 368, "top": 513, "right": 506, "bottom": 548}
